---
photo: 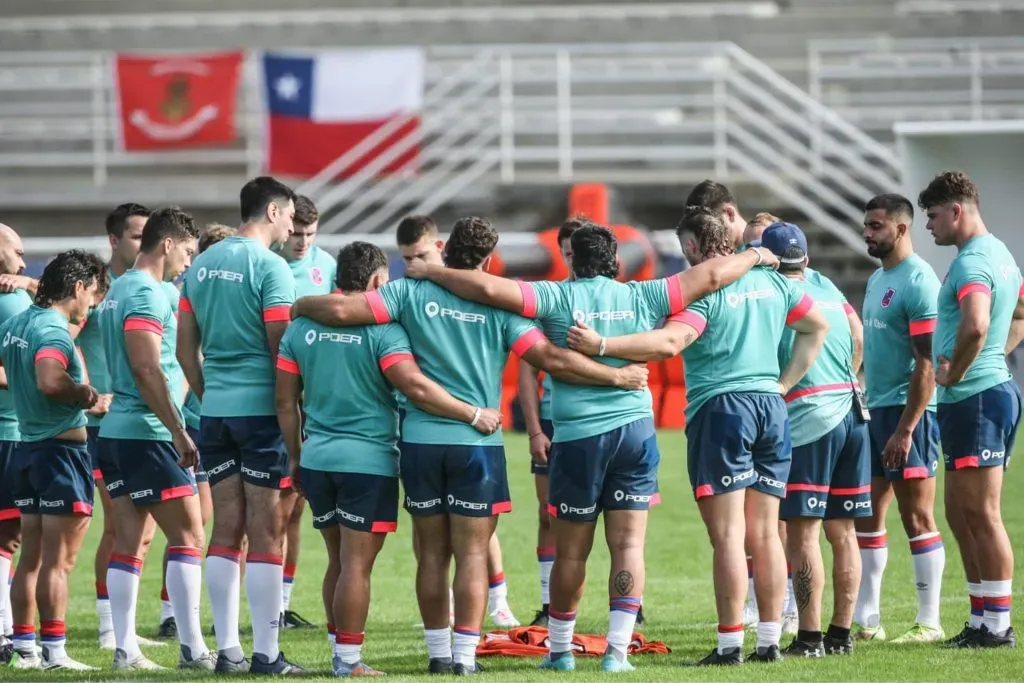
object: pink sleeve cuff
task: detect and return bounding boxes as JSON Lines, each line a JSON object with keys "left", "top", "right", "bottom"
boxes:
{"left": 34, "top": 348, "right": 69, "bottom": 369}
{"left": 909, "top": 318, "right": 937, "bottom": 336}
{"left": 1019, "top": 282, "right": 1024, "bottom": 297}
{"left": 379, "top": 352, "right": 414, "bottom": 372}
{"left": 263, "top": 305, "right": 291, "bottom": 323}
{"left": 665, "top": 274, "right": 684, "bottom": 314}
{"left": 179, "top": 296, "right": 193, "bottom": 313}
{"left": 517, "top": 281, "right": 537, "bottom": 318}
{"left": 511, "top": 327, "right": 545, "bottom": 358}
{"left": 124, "top": 317, "right": 164, "bottom": 335}
{"left": 786, "top": 294, "right": 814, "bottom": 325}
{"left": 667, "top": 309, "right": 707, "bottom": 336}
{"left": 843, "top": 302, "right": 855, "bottom": 315}
{"left": 957, "top": 282, "right": 991, "bottom": 301}
{"left": 363, "top": 291, "right": 391, "bottom": 324}
{"left": 276, "top": 356, "right": 299, "bottom": 374}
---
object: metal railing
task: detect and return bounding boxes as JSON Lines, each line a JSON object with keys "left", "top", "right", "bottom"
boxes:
{"left": 809, "top": 37, "right": 1024, "bottom": 132}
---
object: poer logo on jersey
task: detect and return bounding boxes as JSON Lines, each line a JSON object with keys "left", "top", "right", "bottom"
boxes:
{"left": 316, "top": 332, "right": 362, "bottom": 345}
{"left": 2, "top": 331, "right": 27, "bottom": 349}
{"left": 726, "top": 290, "right": 776, "bottom": 308}
{"left": 196, "top": 267, "right": 243, "bottom": 283}
{"left": 425, "top": 301, "right": 486, "bottom": 324}
{"left": 97, "top": 299, "right": 119, "bottom": 313}
{"left": 573, "top": 309, "right": 636, "bottom": 324}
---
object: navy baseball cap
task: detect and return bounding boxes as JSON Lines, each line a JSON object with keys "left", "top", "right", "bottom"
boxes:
{"left": 759, "top": 222, "right": 808, "bottom": 265}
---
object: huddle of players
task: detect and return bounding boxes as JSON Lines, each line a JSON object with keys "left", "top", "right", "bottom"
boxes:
{"left": 0, "top": 167, "right": 1018, "bottom": 674}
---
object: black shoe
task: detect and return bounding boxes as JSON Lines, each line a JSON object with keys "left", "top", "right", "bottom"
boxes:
{"left": 824, "top": 634, "right": 853, "bottom": 655}
{"left": 530, "top": 606, "right": 550, "bottom": 627}
{"left": 974, "top": 625, "right": 1017, "bottom": 649}
{"left": 636, "top": 606, "right": 646, "bottom": 627}
{"left": 0, "top": 640, "right": 13, "bottom": 665}
{"left": 428, "top": 657, "right": 454, "bottom": 674}
{"left": 157, "top": 617, "right": 177, "bottom": 639}
{"left": 452, "top": 661, "right": 484, "bottom": 675}
{"left": 214, "top": 652, "right": 250, "bottom": 673}
{"left": 250, "top": 651, "right": 308, "bottom": 675}
{"left": 747, "top": 644, "right": 783, "bottom": 662}
{"left": 282, "top": 610, "right": 316, "bottom": 630}
{"left": 784, "top": 639, "right": 825, "bottom": 657}
{"left": 695, "top": 647, "right": 743, "bottom": 666}
{"left": 942, "top": 622, "right": 982, "bottom": 648}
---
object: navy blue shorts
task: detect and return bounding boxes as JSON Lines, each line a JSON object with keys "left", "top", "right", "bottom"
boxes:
{"left": 11, "top": 439, "right": 94, "bottom": 516}
{"left": 86, "top": 425, "right": 106, "bottom": 482}
{"left": 186, "top": 426, "right": 208, "bottom": 483}
{"left": 938, "top": 380, "right": 1022, "bottom": 472}
{"left": 301, "top": 467, "right": 399, "bottom": 532}
{"left": 200, "top": 415, "right": 290, "bottom": 489}
{"left": 686, "top": 392, "right": 792, "bottom": 500}
{"left": 781, "top": 410, "right": 872, "bottom": 520}
{"left": 0, "top": 440, "right": 20, "bottom": 521}
{"left": 98, "top": 438, "right": 197, "bottom": 505}
{"left": 399, "top": 443, "right": 511, "bottom": 517}
{"left": 868, "top": 406, "right": 940, "bottom": 480}
{"left": 548, "top": 417, "right": 660, "bottom": 523}
{"left": 530, "top": 419, "right": 555, "bottom": 476}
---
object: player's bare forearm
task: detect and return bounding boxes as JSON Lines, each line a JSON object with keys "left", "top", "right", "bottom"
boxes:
{"left": 1005, "top": 296, "right": 1024, "bottom": 354}
{"left": 848, "top": 312, "right": 864, "bottom": 375}
{"left": 898, "top": 334, "right": 934, "bottom": 436}
{"left": 127, "top": 333, "right": 187, "bottom": 437}
{"left": 780, "top": 307, "right": 828, "bottom": 394}
{"left": 35, "top": 360, "right": 86, "bottom": 403}
{"left": 422, "top": 264, "right": 525, "bottom": 315}
{"left": 0, "top": 366, "right": 7, "bottom": 390}
{"left": 522, "top": 341, "right": 628, "bottom": 387}
{"left": 275, "top": 370, "right": 304, "bottom": 463}
{"left": 265, "top": 321, "right": 289, "bottom": 364}
{"left": 605, "top": 323, "right": 696, "bottom": 362}
{"left": 292, "top": 293, "right": 376, "bottom": 327}
{"left": 387, "top": 362, "right": 476, "bottom": 423}
{"left": 946, "top": 293, "right": 989, "bottom": 383}
{"left": 518, "top": 362, "right": 544, "bottom": 436}
{"left": 176, "top": 311, "right": 204, "bottom": 399}
{"left": 677, "top": 249, "right": 763, "bottom": 304}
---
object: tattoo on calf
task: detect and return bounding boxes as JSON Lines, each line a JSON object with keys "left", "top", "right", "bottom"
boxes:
{"left": 794, "top": 562, "right": 813, "bottom": 612}
{"left": 613, "top": 570, "right": 635, "bottom": 596}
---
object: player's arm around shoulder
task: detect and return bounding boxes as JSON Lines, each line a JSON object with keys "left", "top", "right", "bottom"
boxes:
{"left": 673, "top": 246, "right": 779, "bottom": 304}
{"left": 291, "top": 278, "right": 405, "bottom": 328}
{"left": 405, "top": 259, "right": 539, "bottom": 316}
{"left": 519, "top": 327, "right": 649, "bottom": 390}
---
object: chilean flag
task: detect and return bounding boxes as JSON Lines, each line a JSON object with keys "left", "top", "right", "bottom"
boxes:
{"left": 262, "top": 49, "right": 425, "bottom": 179}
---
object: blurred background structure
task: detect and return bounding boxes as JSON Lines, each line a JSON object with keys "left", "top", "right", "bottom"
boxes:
{"left": 4, "top": 0, "right": 1024, "bottom": 315}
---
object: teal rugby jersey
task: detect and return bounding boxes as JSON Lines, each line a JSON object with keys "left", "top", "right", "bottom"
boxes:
{"left": 673, "top": 269, "right": 809, "bottom": 422}
{"left": 0, "top": 290, "right": 33, "bottom": 440}
{"left": 366, "top": 278, "right": 541, "bottom": 446}
{"left": 279, "top": 317, "right": 413, "bottom": 476}
{"left": 862, "top": 254, "right": 940, "bottom": 410}
{"left": 0, "top": 306, "right": 87, "bottom": 441}
{"left": 289, "top": 245, "right": 337, "bottom": 298}
{"left": 180, "top": 235, "right": 296, "bottom": 417}
{"left": 935, "top": 234, "right": 1022, "bottom": 404}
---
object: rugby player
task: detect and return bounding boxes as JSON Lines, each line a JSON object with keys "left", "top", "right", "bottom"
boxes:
{"left": 97, "top": 207, "right": 214, "bottom": 671}
{"left": 395, "top": 214, "right": 519, "bottom": 630}
{"left": 0, "top": 249, "right": 108, "bottom": 670}
{"left": 177, "top": 176, "right": 306, "bottom": 674}
{"left": 407, "top": 220, "right": 775, "bottom": 672}
{"left": 76, "top": 204, "right": 165, "bottom": 650}
{"left": 685, "top": 180, "right": 748, "bottom": 249}
{"left": 568, "top": 211, "right": 827, "bottom": 665}
{"left": 293, "top": 217, "right": 649, "bottom": 675}
{"left": 742, "top": 212, "right": 779, "bottom": 248}
{"left": 922, "top": 172, "right": 1021, "bottom": 648}
{"left": 761, "top": 223, "right": 868, "bottom": 657}
{"left": 277, "top": 194, "right": 334, "bottom": 631}
{"left": 0, "top": 225, "right": 32, "bottom": 664}
{"left": 855, "top": 194, "right": 946, "bottom": 644}
{"left": 277, "top": 242, "right": 502, "bottom": 676}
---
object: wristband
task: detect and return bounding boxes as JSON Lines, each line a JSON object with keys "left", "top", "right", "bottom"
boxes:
{"left": 598, "top": 337, "right": 607, "bottom": 357}
{"left": 470, "top": 407, "right": 482, "bottom": 427}
{"left": 752, "top": 249, "right": 763, "bottom": 267}
{"left": 528, "top": 431, "right": 544, "bottom": 439}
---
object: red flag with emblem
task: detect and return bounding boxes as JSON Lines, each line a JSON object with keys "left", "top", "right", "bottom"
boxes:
{"left": 115, "top": 52, "right": 243, "bottom": 151}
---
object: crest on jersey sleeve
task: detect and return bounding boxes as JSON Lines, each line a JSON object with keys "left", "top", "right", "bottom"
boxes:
{"left": 880, "top": 287, "right": 896, "bottom": 308}
{"left": 310, "top": 267, "right": 323, "bottom": 286}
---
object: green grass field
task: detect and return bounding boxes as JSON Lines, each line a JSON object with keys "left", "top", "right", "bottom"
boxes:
{"left": 2, "top": 430, "right": 1021, "bottom": 681}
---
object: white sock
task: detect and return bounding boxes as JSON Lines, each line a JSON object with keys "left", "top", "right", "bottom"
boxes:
{"left": 40, "top": 621, "right": 67, "bottom": 662}
{"left": 452, "top": 627, "right": 480, "bottom": 668}
{"left": 756, "top": 621, "right": 782, "bottom": 650}
{"left": 909, "top": 532, "right": 945, "bottom": 629}
{"left": 717, "top": 624, "right": 744, "bottom": 654}
{"left": 969, "top": 581, "right": 985, "bottom": 629}
{"left": 0, "top": 553, "right": 11, "bottom": 635}
{"left": 548, "top": 610, "right": 576, "bottom": 655}
{"left": 282, "top": 563, "right": 296, "bottom": 612}
{"left": 96, "top": 594, "right": 113, "bottom": 635}
{"left": 335, "top": 632, "right": 364, "bottom": 665}
{"left": 2, "top": 575, "right": 12, "bottom": 636}
{"left": 424, "top": 627, "right": 452, "bottom": 661}
{"left": 784, "top": 573, "right": 797, "bottom": 617}
{"left": 607, "top": 597, "right": 640, "bottom": 660}
{"left": 205, "top": 548, "right": 242, "bottom": 653}
{"left": 12, "top": 625, "right": 35, "bottom": 655}
{"left": 166, "top": 547, "right": 208, "bottom": 659}
{"left": 487, "top": 573, "right": 508, "bottom": 612}
{"left": 538, "top": 547, "right": 554, "bottom": 605}
{"left": 107, "top": 554, "right": 143, "bottom": 660}
{"left": 246, "top": 555, "right": 284, "bottom": 661}
{"left": 160, "top": 600, "right": 174, "bottom": 622}
{"left": 855, "top": 531, "right": 888, "bottom": 627}
{"left": 982, "top": 579, "right": 1013, "bottom": 635}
